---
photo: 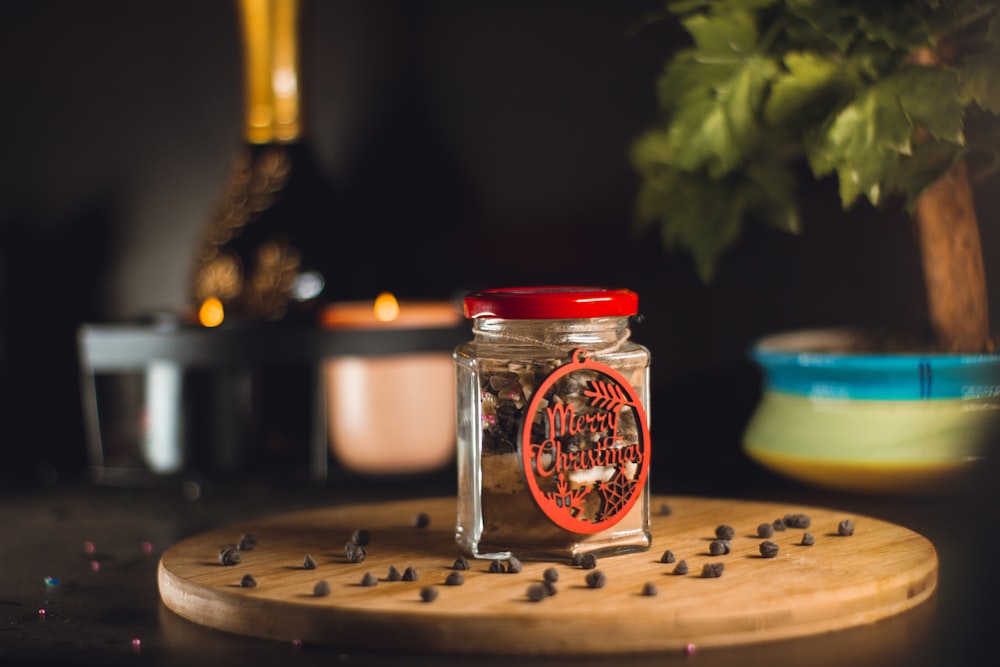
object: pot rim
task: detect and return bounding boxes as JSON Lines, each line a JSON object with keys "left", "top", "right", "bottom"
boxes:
{"left": 751, "top": 327, "right": 1000, "bottom": 369}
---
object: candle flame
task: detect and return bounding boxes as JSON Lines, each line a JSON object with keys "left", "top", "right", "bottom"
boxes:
{"left": 199, "top": 297, "right": 225, "bottom": 328}
{"left": 373, "top": 292, "right": 400, "bottom": 322}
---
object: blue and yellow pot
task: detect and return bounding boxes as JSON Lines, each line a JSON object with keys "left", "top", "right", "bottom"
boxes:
{"left": 743, "top": 328, "right": 1000, "bottom": 494}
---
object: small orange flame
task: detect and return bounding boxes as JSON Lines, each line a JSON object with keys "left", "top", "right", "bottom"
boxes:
{"left": 199, "top": 297, "right": 225, "bottom": 328}
{"left": 373, "top": 292, "right": 400, "bottom": 322}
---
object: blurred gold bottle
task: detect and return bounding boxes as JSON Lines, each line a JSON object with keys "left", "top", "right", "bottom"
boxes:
{"left": 191, "top": 0, "right": 338, "bottom": 325}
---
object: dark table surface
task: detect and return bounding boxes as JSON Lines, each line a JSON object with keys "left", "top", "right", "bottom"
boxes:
{"left": 1, "top": 453, "right": 996, "bottom": 667}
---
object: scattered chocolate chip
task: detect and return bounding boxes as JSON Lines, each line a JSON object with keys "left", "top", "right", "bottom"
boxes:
{"left": 386, "top": 565, "right": 402, "bottom": 581}
{"left": 506, "top": 557, "right": 523, "bottom": 574}
{"left": 543, "top": 567, "right": 559, "bottom": 583}
{"left": 642, "top": 582, "right": 658, "bottom": 596}
{"left": 585, "top": 570, "right": 607, "bottom": 589}
{"left": 359, "top": 572, "right": 378, "bottom": 587}
{"left": 444, "top": 571, "right": 465, "bottom": 586}
{"left": 673, "top": 560, "right": 689, "bottom": 575}
{"left": 657, "top": 502, "right": 672, "bottom": 516}
{"left": 303, "top": 554, "right": 318, "bottom": 570}
{"left": 579, "top": 554, "right": 598, "bottom": 570}
{"left": 784, "top": 513, "right": 811, "bottom": 529}
{"left": 709, "top": 539, "right": 731, "bottom": 556}
{"left": 452, "top": 556, "right": 470, "bottom": 571}
{"left": 489, "top": 559, "right": 506, "bottom": 574}
{"left": 715, "top": 524, "right": 735, "bottom": 540}
{"left": 759, "top": 541, "right": 780, "bottom": 558}
{"left": 543, "top": 580, "right": 558, "bottom": 596}
{"left": 402, "top": 566, "right": 419, "bottom": 582}
{"left": 801, "top": 532, "right": 815, "bottom": 546}
{"left": 240, "top": 573, "right": 257, "bottom": 588}
{"left": 219, "top": 546, "right": 241, "bottom": 566}
{"left": 526, "top": 583, "right": 547, "bottom": 602}
{"left": 701, "top": 563, "right": 725, "bottom": 578}
{"left": 570, "top": 554, "right": 584, "bottom": 566}
{"left": 350, "top": 529, "right": 371, "bottom": 546}
{"left": 659, "top": 549, "right": 676, "bottom": 564}
{"left": 419, "top": 586, "right": 438, "bottom": 602}
{"left": 344, "top": 542, "right": 367, "bottom": 564}
{"left": 414, "top": 512, "right": 431, "bottom": 529}
{"left": 757, "top": 522, "right": 775, "bottom": 539}
{"left": 772, "top": 519, "right": 786, "bottom": 532}
{"left": 313, "top": 580, "right": 331, "bottom": 597}
{"left": 237, "top": 533, "right": 258, "bottom": 551}
{"left": 838, "top": 519, "right": 855, "bottom": 536}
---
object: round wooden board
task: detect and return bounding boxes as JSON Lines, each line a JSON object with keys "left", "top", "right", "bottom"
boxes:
{"left": 158, "top": 495, "right": 937, "bottom": 655}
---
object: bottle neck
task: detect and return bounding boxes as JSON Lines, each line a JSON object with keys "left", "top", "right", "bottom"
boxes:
{"left": 238, "top": 0, "right": 303, "bottom": 144}
{"left": 472, "top": 317, "right": 632, "bottom": 352}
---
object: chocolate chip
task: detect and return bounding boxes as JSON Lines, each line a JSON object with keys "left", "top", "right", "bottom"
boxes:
{"left": 313, "top": 580, "right": 331, "bottom": 597}
{"left": 659, "top": 549, "right": 676, "bottom": 564}
{"left": 219, "top": 546, "right": 241, "bottom": 566}
{"left": 360, "top": 572, "right": 378, "bottom": 587}
{"left": 709, "top": 539, "right": 730, "bottom": 556}
{"left": 303, "top": 554, "right": 317, "bottom": 570}
{"left": 419, "top": 586, "right": 438, "bottom": 602}
{"left": 784, "top": 513, "right": 811, "bottom": 529}
{"left": 526, "top": 583, "right": 547, "bottom": 602}
{"left": 239, "top": 573, "right": 257, "bottom": 588}
{"left": 757, "top": 522, "right": 774, "bottom": 539}
{"left": 445, "top": 571, "right": 465, "bottom": 586}
{"left": 237, "top": 533, "right": 258, "bottom": 551}
{"left": 715, "top": 524, "right": 735, "bottom": 540}
{"left": 701, "top": 563, "right": 724, "bottom": 578}
{"left": 344, "top": 542, "right": 367, "bottom": 563}
{"left": 838, "top": 519, "right": 855, "bottom": 536}
{"left": 585, "top": 570, "right": 607, "bottom": 589}
{"left": 759, "top": 541, "right": 779, "bottom": 558}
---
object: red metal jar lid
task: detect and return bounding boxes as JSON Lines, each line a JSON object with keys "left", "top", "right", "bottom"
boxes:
{"left": 463, "top": 286, "right": 639, "bottom": 320}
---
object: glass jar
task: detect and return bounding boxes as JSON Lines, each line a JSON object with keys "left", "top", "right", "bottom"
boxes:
{"left": 454, "top": 287, "right": 652, "bottom": 561}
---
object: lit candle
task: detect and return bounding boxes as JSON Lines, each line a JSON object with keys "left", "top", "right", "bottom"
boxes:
{"left": 321, "top": 293, "right": 461, "bottom": 475}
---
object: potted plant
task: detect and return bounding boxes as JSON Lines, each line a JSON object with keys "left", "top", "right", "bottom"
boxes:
{"left": 631, "top": 0, "right": 1000, "bottom": 494}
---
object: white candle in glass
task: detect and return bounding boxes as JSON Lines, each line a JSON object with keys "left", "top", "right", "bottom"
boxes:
{"left": 321, "top": 293, "right": 460, "bottom": 475}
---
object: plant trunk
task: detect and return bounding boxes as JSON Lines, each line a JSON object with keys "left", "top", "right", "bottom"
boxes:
{"left": 913, "top": 158, "right": 991, "bottom": 353}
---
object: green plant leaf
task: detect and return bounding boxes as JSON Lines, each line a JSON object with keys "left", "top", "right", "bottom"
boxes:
{"left": 785, "top": 0, "right": 859, "bottom": 53}
{"left": 656, "top": 171, "right": 747, "bottom": 282}
{"left": 848, "top": 38, "right": 901, "bottom": 80}
{"left": 681, "top": 8, "right": 758, "bottom": 54}
{"left": 856, "top": 3, "right": 932, "bottom": 51}
{"left": 884, "top": 139, "right": 963, "bottom": 209}
{"left": 656, "top": 53, "right": 742, "bottom": 113}
{"left": 666, "top": 53, "right": 780, "bottom": 177}
{"left": 764, "top": 51, "right": 854, "bottom": 127}
{"left": 744, "top": 160, "right": 801, "bottom": 234}
{"left": 895, "top": 66, "right": 965, "bottom": 145}
{"left": 808, "top": 80, "right": 913, "bottom": 207}
{"left": 960, "top": 52, "right": 1000, "bottom": 112}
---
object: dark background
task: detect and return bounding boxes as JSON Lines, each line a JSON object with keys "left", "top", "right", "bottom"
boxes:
{"left": 2, "top": 0, "right": 998, "bottom": 491}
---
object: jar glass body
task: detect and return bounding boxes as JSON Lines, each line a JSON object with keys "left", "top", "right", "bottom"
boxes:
{"left": 454, "top": 316, "right": 651, "bottom": 561}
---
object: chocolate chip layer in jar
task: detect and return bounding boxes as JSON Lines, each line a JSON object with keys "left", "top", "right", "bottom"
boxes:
{"left": 454, "top": 287, "right": 652, "bottom": 561}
